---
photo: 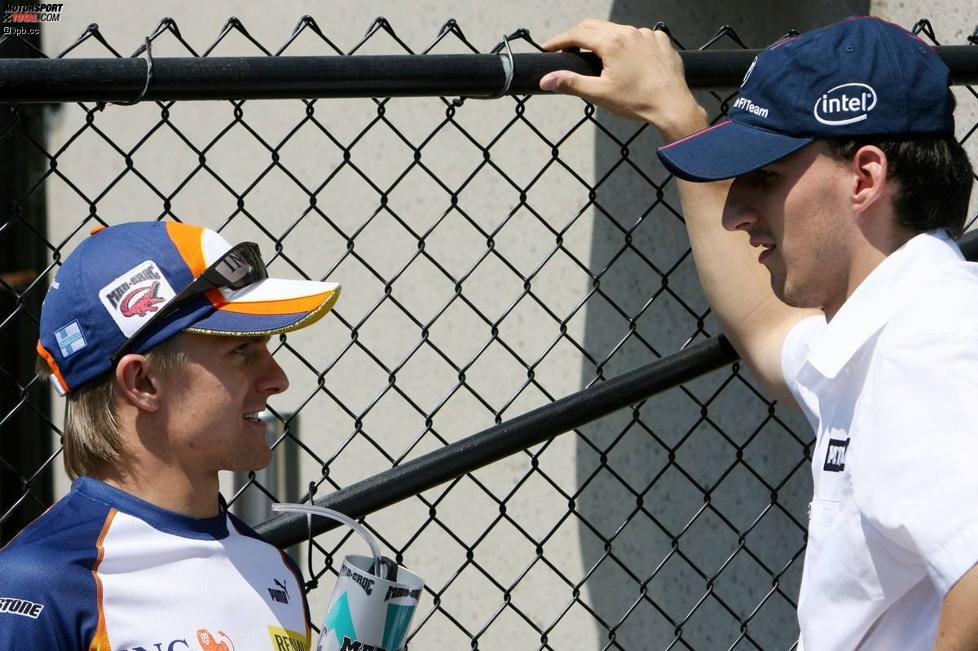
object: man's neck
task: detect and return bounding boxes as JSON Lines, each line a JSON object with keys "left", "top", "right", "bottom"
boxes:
{"left": 93, "top": 462, "right": 221, "bottom": 519}
{"left": 823, "top": 224, "right": 912, "bottom": 321}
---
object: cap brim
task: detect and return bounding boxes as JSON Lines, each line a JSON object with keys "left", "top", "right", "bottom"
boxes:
{"left": 185, "top": 278, "right": 341, "bottom": 336}
{"left": 656, "top": 119, "right": 814, "bottom": 182}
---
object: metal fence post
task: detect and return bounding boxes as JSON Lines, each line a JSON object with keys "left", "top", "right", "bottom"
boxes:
{"left": 0, "top": 29, "right": 51, "bottom": 545}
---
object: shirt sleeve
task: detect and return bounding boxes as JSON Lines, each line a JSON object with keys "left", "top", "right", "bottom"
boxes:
{"left": 0, "top": 557, "right": 72, "bottom": 648}
{"left": 781, "top": 315, "right": 826, "bottom": 427}
{"left": 0, "top": 491, "right": 106, "bottom": 649}
{"left": 850, "top": 330, "right": 978, "bottom": 595}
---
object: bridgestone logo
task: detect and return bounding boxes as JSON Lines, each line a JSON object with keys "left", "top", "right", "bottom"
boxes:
{"left": 732, "top": 96, "right": 769, "bottom": 118}
{"left": 0, "top": 597, "right": 44, "bottom": 619}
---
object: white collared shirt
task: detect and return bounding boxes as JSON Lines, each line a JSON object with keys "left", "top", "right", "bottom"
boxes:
{"left": 783, "top": 230, "right": 978, "bottom": 650}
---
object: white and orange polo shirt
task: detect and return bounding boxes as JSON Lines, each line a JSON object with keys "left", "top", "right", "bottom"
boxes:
{"left": 0, "top": 476, "right": 311, "bottom": 650}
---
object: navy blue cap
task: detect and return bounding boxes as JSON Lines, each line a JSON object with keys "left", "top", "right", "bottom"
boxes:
{"left": 37, "top": 221, "right": 341, "bottom": 394}
{"left": 657, "top": 16, "right": 954, "bottom": 181}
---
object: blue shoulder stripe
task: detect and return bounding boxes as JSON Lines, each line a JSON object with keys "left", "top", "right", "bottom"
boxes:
{"left": 0, "top": 481, "right": 114, "bottom": 648}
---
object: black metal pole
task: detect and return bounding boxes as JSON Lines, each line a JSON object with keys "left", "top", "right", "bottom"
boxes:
{"left": 0, "top": 47, "right": 976, "bottom": 103}
{"left": 256, "top": 335, "right": 739, "bottom": 547}
{"left": 0, "top": 30, "right": 51, "bottom": 545}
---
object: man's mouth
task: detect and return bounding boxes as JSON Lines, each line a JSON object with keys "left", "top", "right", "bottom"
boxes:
{"left": 243, "top": 410, "right": 266, "bottom": 424}
{"left": 749, "top": 236, "right": 776, "bottom": 261}
{"left": 754, "top": 241, "right": 776, "bottom": 263}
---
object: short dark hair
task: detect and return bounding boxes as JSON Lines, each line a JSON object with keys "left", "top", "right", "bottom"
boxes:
{"left": 825, "top": 133, "right": 974, "bottom": 238}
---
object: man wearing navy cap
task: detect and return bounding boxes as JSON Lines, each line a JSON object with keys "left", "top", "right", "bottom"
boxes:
{"left": 0, "top": 221, "right": 340, "bottom": 649}
{"left": 542, "top": 16, "right": 976, "bottom": 650}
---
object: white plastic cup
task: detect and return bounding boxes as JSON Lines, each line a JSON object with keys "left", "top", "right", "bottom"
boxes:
{"left": 315, "top": 554, "right": 424, "bottom": 651}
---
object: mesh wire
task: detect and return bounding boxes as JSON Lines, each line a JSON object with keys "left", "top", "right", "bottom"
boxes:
{"left": 1, "top": 16, "right": 977, "bottom": 651}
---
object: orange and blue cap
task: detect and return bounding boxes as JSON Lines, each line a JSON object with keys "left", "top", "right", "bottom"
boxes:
{"left": 37, "top": 221, "right": 341, "bottom": 394}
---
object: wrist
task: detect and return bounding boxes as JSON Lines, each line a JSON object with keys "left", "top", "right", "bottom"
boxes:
{"left": 653, "top": 102, "right": 709, "bottom": 144}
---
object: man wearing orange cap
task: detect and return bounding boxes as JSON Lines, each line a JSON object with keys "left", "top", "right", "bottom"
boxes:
{"left": 0, "top": 221, "right": 340, "bottom": 649}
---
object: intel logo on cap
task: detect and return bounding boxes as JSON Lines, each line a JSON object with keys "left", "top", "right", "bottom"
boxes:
{"left": 813, "top": 83, "right": 877, "bottom": 126}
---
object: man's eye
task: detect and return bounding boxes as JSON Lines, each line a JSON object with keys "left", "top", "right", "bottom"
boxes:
{"left": 233, "top": 343, "right": 250, "bottom": 355}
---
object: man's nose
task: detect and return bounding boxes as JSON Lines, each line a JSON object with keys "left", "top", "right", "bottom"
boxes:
{"left": 721, "top": 177, "right": 759, "bottom": 232}
{"left": 256, "top": 349, "right": 290, "bottom": 396}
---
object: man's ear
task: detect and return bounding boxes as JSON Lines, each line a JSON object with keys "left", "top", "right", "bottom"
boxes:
{"left": 849, "top": 145, "right": 892, "bottom": 215}
{"left": 114, "top": 354, "right": 162, "bottom": 412}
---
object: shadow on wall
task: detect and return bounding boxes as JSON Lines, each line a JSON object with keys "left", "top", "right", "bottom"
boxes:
{"left": 577, "top": 2, "right": 868, "bottom": 649}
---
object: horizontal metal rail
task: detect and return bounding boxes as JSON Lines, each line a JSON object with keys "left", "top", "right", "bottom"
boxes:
{"left": 257, "top": 229, "right": 978, "bottom": 548}
{"left": 1, "top": 47, "right": 978, "bottom": 102}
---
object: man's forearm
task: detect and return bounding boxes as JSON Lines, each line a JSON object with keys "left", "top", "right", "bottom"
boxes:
{"left": 668, "top": 134, "right": 811, "bottom": 403}
{"left": 933, "top": 564, "right": 978, "bottom": 650}
{"left": 540, "top": 20, "right": 815, "bottom": 401}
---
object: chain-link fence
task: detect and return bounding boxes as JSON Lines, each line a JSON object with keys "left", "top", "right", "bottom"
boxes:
{"left": 2, "top": 15, "right": 978, "bottom": 650}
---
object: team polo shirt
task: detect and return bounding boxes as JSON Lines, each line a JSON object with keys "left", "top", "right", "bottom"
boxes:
{"left": 782, "top": 230, "right": 978, "bottom": 650}
{"left": 0, "top": 476, "right": 311, "bottom": 650}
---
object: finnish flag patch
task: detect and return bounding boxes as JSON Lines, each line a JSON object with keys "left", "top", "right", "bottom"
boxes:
{"left": 54, "top": 321, "right": 87, "bottom": 357}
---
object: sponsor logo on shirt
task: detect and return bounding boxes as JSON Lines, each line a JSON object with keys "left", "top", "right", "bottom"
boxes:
{"left": 268, "top": 626, "right": 308, "bottom": 650}
{"left": 823, "top": 438, "right": 849, "bottom": 472}
{"left": 119, "top": 630, "right": 237, "bottom": 651}
{"left": 268, "top": 578, "right": 290, "bottom": 605}
{"left": 118, "top": 641, "right": 189, "bottom": 651}
{"left": 0, "top": 596, "right": 44, "bottom": 619}
{"left": 197, "top": 628, "right": 235, "bottom": 651}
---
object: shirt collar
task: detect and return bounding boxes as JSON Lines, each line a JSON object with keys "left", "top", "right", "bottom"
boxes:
{"left": 74, "top": 475, "right": 231, "bottom": 540}
{"left": 805, "top": 230, "right": 963, "bottom": 380}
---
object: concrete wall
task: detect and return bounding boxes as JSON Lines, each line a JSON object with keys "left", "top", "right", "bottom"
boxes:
{"left": 38, "top": 2, "right": 974, "bottom": 649}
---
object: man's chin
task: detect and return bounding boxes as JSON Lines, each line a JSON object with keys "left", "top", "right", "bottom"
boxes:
{"left": 769, "top": 275, "right": 816, "bottom": 310}
{"left": 225, "top": 448, "right": 273, "bottom": 473}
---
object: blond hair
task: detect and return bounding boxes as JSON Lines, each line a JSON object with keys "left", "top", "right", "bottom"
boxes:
{"left": 37, "top": 335, "right": 188, "bottom": 479}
